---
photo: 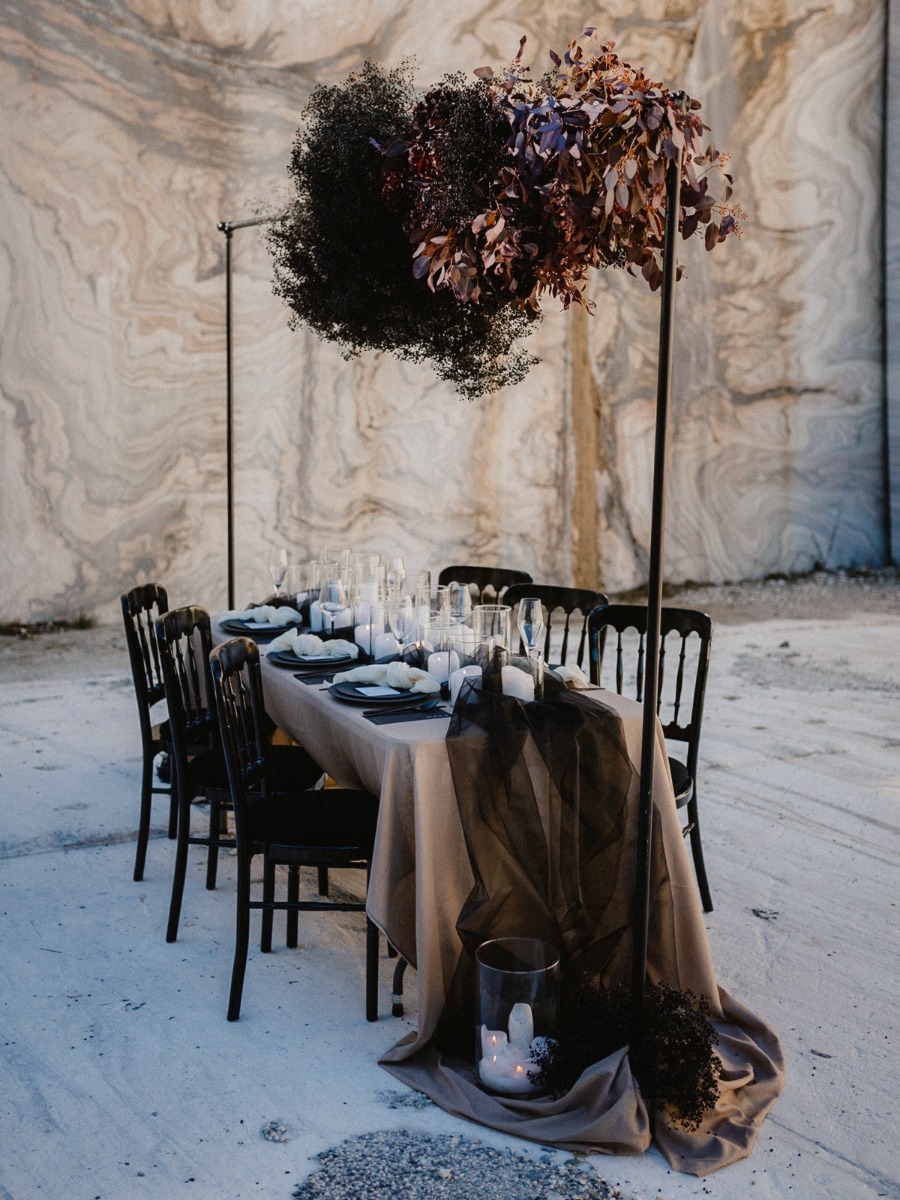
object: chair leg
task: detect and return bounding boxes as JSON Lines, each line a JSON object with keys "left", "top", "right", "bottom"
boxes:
{"left": 228, "top": 854, "right": 252, "bottom": 1021}
{"left": 317, "top": 866, "right": 329, "bottom": 896}
{"left": 687, "top": 796, "right": 713, "bottom": 913}
{"left": 286, "top": 865, "right": 299, "bottom": 949}
{"left": 391, "top": 957, "right": 409, "bottom": 1018}
{"left": 165, "top": 767, "right": 191, "bottom": 943}
{"left": 261, "top": 857, "right": 275, "bottom": 953}
{"left": 134, "top": 750, "right": 154, "bottom": 882}
{"left": 166, "top": 780, "right": 178, "bottom": 839}
{"left": 206, "top": 798, "right": 221, "bottom": 890}
{"left": 365, "top": 918, "right": 379, "bottom": 1022}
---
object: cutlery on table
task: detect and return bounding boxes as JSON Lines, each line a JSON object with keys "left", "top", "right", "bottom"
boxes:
{"left": 365, "top": 707, "right": 451, "bottom": 725}
{"left": 361, "top": 697, "right": 444, "bottom": 717}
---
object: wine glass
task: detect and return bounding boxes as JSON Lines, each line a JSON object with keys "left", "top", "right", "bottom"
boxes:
{"left": 267, "top": 547, "right": 289, "bottom": 598}
{"left": 319, "top": 577, "right": 348, "bottom": 634}
{"left": 386, "top": 556, "right": 406, "bottom": 599}
{"left": 517, "top": 598, "right": 545, "bottom": 659}
{"left": 445, "top": 581, "right": 472, "bottom": 625}
{"left": 386, "top": 595, "right": 415, "bottom": 645}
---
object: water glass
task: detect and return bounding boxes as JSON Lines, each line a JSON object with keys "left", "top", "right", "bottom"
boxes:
{"left": 473, "top": 604, "right": 511, "bottom": 651}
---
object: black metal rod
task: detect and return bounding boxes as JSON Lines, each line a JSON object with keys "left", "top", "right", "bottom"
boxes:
{"left": 223, "top": 227, "right": 235, "bottom": 609}
{"left": 218, "top": 215, "right": 278, "bottom": 233}
{"left": 630, "top": 147, "right": 684, "bottom": 1051}
{"left": 217, "top": 212, "right": 281, "bottom": 609}
{"left": 880, "top": 1, "right": 894, "bottom": 563}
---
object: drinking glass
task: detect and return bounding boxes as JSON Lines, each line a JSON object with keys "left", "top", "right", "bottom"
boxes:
{"left": 319, "top": 577, "right": 348, "bottom": 634}
{"left": 386, "top": 595, "right": 416, "bottom": 645}
{"left": 446, "top": 581, "right": 473, "bottom": 625}
{"left": 473, "top": 604, "right": 512, "bottom": 651}
{"left": 517, "top": 598, "right": 545, "bottom": 659}
{"left": 386, "top": 556, "right": 406, "bottom": 599}
{"left": 267, "top": 547, "right": 289, "bottom": 597}
{"left": 473, "top": 604, "right": 511, "bottom": 691}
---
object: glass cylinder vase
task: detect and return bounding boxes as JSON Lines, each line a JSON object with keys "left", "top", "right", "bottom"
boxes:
{"left": 476, "top": 937, "right": 559, "bottom": 1096}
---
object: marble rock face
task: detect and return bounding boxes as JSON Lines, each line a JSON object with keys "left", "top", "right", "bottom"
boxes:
{"left": 0, "top": 0, "right": 891, "bottom": 623}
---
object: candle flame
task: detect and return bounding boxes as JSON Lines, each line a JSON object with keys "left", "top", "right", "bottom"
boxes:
{"left": 516, "top": 1065, "right": 524, "bottom": 1074}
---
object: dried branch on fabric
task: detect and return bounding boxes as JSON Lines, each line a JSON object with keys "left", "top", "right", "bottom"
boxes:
{"left": 528, "top": 975, "right": 722, "bottom": 1132}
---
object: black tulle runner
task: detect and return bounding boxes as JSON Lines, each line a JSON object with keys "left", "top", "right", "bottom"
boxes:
{"left": 434, "top": 676, "right": 671, "bottom": 1058}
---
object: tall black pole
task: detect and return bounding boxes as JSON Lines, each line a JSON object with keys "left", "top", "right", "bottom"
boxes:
{"left": 221, "top": 223, "right": 235, "bottom": 609}
{"left": 630, "top": 127, "right": 686, "bottom": 1053}
{"left": 217, "top": 214, "right": 280, "bottom": 610}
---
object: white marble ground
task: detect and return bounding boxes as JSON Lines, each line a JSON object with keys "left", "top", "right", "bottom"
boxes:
{"left": 0, "top": 1, "right": 891, "bottom": 626}
{"left": 0, "top": 611, "right": 897, "bottom": 1199}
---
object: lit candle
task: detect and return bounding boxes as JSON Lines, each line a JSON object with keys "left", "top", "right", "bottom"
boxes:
{"left": 477, "top": 1003, "right": 542, "bottom": 1096}
{"left": 309, "top": 600, "right": 324, "bottom": 632}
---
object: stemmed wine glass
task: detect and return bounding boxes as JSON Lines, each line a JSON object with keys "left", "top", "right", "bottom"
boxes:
{"left": 319, "top": 577, "right": 348, "bottom": 635}
{"left": 517, "top": 598, "right": 545, "bottom": 661}
{"left": 386, "top": 556, "right": 406, "bottom": 599}
{"left": 267, "top": 547, "right": 289, "bottom": 598}
{"left": 386, "top": 595, "right": 415, "bottom": 646}
{"left": 445, "top": 581, "right": 472, "bottom": 625}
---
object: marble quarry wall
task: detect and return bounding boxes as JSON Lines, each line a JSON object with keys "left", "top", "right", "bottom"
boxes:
{"left": 0, "top": 0, "right": 893, "bottom": 622}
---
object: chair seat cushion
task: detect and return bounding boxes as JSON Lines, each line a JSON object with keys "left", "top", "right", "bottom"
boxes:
{"left": 247, "top": 789, "right": 379, "bottom": 859}
{"left": 668, "top": 756, "right": 693, "bottom": 806}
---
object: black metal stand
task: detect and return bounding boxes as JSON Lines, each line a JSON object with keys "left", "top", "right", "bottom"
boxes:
{"left": 216, "top": 214, "right": 279, "bottom": 609}
{"left": 630, "top": 138, "right": 685, "bottom": 1054}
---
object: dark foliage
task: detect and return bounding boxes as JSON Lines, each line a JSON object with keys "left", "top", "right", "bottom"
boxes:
{"left": 382, "top": 74, "right": 510, "bottom": 233}
{"left": 529, "top": 974, "right": 721, "bottom": 1132}
{"left": 269, "top": 32, "right": 738, "bottom": 396}
{"left": 269, "top": 62, "right": 536, "bottom": 398}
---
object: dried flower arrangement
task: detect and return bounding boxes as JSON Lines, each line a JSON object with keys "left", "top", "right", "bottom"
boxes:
{"left": 270, "top": 30, "right": 739, "bottom": 397}
{"left": 527, "top": 975, "right": 722, "bottom": 1132}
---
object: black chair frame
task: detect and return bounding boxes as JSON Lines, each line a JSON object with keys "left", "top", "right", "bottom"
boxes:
{"left": 437, "top": 565, "right": 532, "bottom": 606}
{"left": 157, "top": 606, "right": 235, "bottom": 943}
{"left": 121, "top": 583, "right": 176, "bottom": 882}
{"left": 588, "top": 603, "right": 714, "bottom": 912}
{"left": 210, "top": 637, "right": 381, "bottom": 1022}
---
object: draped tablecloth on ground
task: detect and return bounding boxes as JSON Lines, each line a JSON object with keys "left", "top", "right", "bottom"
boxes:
{"left": 213, "top": 622, "right": 784, "bottom": 1175}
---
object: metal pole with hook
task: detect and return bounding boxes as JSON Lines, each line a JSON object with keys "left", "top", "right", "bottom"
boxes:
{"left": 216, "top": 214, "right": 280, "bottom": 609}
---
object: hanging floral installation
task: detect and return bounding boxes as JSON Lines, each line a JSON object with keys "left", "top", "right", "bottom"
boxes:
{"left": 270, "top": 28, "right": 740, "bottom": 397}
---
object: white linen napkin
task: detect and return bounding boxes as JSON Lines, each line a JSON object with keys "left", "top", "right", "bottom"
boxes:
{"left": 220, "top": 605, "right": 303, "bottom": 628}
{"left": 331, "top": 662, "right": 440, "bottom": 694}
{"left": 551, "top": 664, "right": 592, "bottom": 689}
{"left": 267, "top": 630, "right": 359, "bottom": 659}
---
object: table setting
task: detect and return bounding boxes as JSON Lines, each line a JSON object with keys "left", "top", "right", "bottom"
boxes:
{"left": 211, "top": 545, "right": 783, "bottom": 1175}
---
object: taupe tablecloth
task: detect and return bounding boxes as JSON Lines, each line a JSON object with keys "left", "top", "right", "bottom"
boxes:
{"left": 215, "top": 624, "right": 783, "bottom": 1176}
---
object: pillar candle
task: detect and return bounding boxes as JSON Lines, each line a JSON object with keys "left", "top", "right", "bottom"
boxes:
{"left": 449, "top": 665, "right": 482, "bottom": 705}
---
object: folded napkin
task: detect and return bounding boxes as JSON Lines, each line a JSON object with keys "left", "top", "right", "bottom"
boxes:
{"left": 268, "top": 630, "right": 359, "bottom": 659}
{"left": 551, "top": 663, "right": 592, "bottom": 689}
{"left": 220, "top": 605, "right": 302, "bottom": 628}
{"left": 331, "top": 662, "right": 440, "bottom": 695}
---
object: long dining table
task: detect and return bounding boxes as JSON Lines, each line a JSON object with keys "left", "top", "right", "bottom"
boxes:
{"left": 212, "top": 618, "right": 783, "bottom": 1176}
